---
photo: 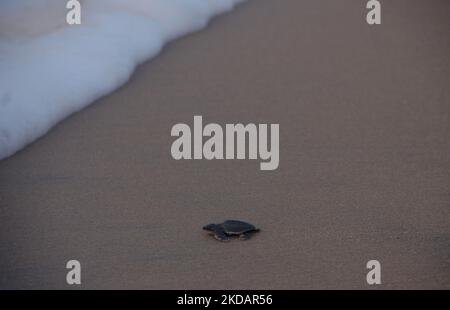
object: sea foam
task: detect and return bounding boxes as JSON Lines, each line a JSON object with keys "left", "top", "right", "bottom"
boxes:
{"left": 0, "top": 0, "right": 244, "bottom": 160}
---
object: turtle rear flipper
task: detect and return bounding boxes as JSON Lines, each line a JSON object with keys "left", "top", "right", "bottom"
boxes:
{"left": 239, "top": 232, "right": 254, "bottom": 240}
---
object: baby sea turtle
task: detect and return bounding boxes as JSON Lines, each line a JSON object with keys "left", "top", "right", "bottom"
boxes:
{"left": 203, "top": 220, "right": 260, "bottom": 242}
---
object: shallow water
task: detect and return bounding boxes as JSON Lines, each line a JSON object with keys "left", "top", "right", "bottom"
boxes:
{"left": 0, "top": 0, "right": 244, "bottom": 160}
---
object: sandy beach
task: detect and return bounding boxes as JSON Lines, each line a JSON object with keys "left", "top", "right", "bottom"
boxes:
{"left": 0, "top": 0, "right": 449, "bottom": 289}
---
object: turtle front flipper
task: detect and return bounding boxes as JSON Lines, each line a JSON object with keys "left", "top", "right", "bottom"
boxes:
{"left": 213, "top": 226, "right": 230, "bottom": 242}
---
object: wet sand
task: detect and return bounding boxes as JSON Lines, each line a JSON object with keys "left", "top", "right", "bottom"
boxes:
{"left": 0, "top": 0, "right": 449, "bottom": 289}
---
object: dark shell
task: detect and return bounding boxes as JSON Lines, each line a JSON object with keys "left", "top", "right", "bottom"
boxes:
{"left": 221, "top": 220, "right": 258, "bottom": 235}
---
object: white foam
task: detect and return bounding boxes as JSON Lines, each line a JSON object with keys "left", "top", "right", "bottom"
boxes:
{"left": 0, "top": 0, "right": 244, "bottom": 160}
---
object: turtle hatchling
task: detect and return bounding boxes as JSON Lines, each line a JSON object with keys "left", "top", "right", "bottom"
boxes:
{"left": 203, "top": 220, "right": 260, "bottom": 242}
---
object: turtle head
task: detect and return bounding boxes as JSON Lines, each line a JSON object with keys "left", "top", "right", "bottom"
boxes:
{"left": 203, "top": 224, "right": 218, "bottom": 232}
